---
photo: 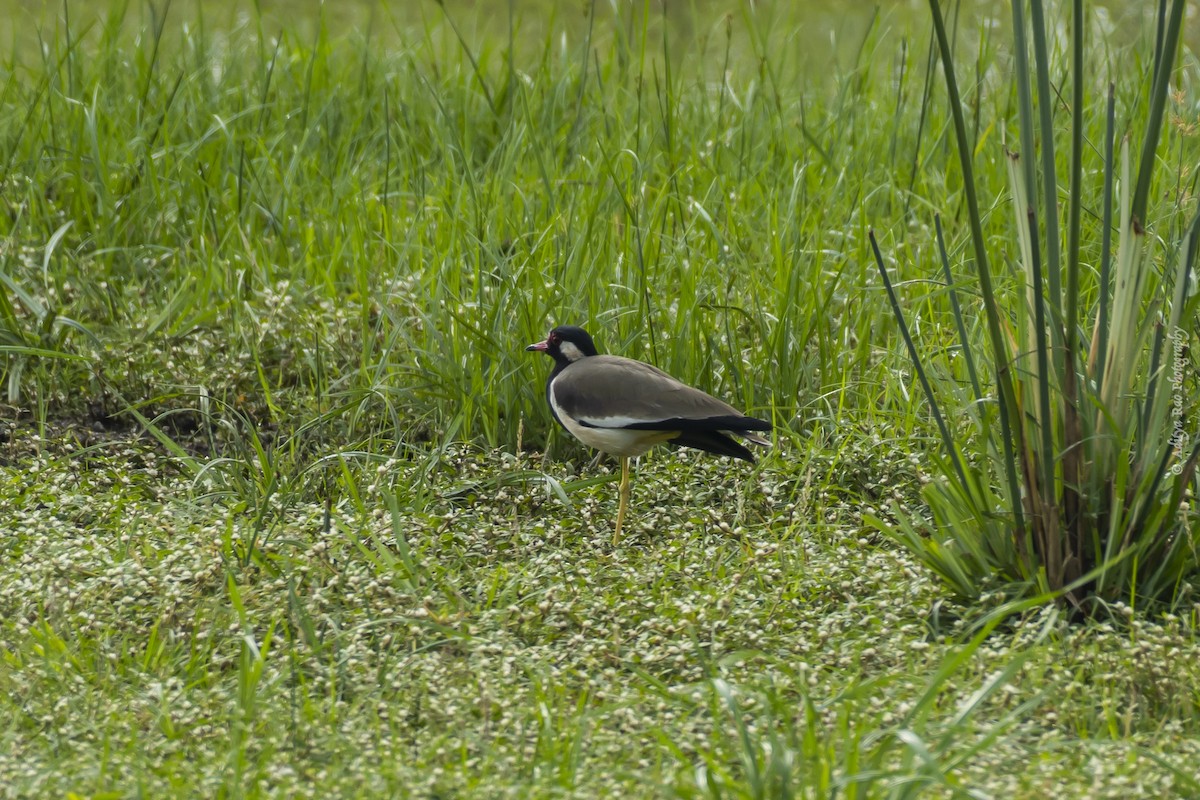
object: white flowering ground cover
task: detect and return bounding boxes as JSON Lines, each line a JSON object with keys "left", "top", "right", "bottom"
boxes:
{"left": 0, "top": 1, "right": 1198, "bottom": 797}
{"left": 2, "top": 424, "right": 1198, "bottom": 797}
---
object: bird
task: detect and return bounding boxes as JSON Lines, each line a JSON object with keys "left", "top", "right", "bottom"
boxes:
{"left": 526, "top": 325, "right": 771, "bottom": 544}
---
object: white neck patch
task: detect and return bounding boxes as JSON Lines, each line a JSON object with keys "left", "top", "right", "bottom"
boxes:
{"left": 559, "top": 341, "right": 587, "bottom": 362}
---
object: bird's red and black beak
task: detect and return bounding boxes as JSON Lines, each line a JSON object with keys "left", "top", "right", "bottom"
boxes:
{"left": 525, "top": 338, "right": 549, "bottom": 352}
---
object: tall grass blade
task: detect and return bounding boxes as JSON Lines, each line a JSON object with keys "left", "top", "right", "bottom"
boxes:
{"left": 1131, "top": 0, "right": 1185, "bottom": 225}
{"left": 935, "top": 215, "right": 982, "bottom": 403}
{"left": 1090, "top": 84, "right": 1118, "bottom": 372}
{"left": 1024, "top": 207, "right": 1060, "bottom": 587}
{"left": 928, "top": 0, "right": 1026, "bottom": 537}
{"left": 869, "top": 230, "right": 969, "bottom": 495}
{"left": 1061, "top": 0, "right": 1087, "bottom": 589}
{"left": 1010, "top": 0, "right": 1038, "bottom": 215}
{"left": 1029, "top": 0, "right": 1062, "bottom": 319}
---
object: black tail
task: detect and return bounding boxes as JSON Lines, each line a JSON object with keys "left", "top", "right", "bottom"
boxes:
{"left": 671, "top": 430, "right": 757, "bottom": 462}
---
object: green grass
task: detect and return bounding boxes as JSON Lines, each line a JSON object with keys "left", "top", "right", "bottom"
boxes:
{"left": 868, "top": 0, "right": 1200, "bottom": 614}
{"left": 0, "top": 1, "right": 1197, "bottom": 797}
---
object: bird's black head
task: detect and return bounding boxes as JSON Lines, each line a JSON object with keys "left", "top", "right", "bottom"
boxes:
{"left": 526, "top": 325, "right": 600, "bottom": 365}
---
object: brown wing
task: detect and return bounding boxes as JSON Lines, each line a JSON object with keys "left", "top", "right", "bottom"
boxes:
{"left": 551, "top": 355, "right": 758, "bottom": 430}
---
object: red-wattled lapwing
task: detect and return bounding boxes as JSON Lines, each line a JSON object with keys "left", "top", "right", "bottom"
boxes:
{"left": 526, "top": 325, "right": 771, "bottom": 544}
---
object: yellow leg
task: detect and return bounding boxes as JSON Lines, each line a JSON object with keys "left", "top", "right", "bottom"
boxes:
{"left": 614, "top": 456, "right": 631, "bottom": 546}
